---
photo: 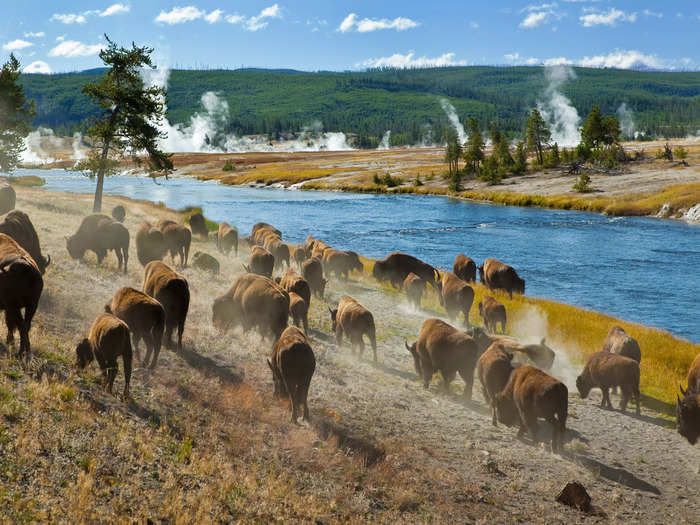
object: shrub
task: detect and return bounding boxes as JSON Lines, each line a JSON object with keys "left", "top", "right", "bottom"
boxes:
{"left": 222, "top": 160, "right": 237, "bottom": 172}
{"left": 425, "top": 172, "right": 435, "bottom": 181}
{"left": 573, "top": 173, "right": 593, "bottom": 193}
{"left": 413, "top": 175, "right": 423, "bottom": 186}
{"left": 674, "top": 146, "right": 688, "bottom": 160}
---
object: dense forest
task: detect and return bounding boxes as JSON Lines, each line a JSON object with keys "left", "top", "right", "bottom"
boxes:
{"left": 20, "top": 66, "right": 700, "bottom": 147}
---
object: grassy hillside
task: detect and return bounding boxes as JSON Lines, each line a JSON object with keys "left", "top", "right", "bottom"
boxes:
{"left": 20, "top": 66, "right": 700, "bottom": 145}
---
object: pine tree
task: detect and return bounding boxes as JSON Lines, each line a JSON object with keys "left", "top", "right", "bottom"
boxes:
{"left": 0, "top": 54, "right": 35, "bottom": 174}
{"left": 581, "top": 105, "right": 604, "bottom": 148}
{"left": 463, "top": 117, "right": 484, "bottom": 174}
{"left": 526, "top": 109, "right": 550, "bottom": 165}
{"left": 513, "top": 140, "right": 528, "bottom": 174}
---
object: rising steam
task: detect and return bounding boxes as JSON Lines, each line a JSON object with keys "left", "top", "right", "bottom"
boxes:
{"left": 377, "top": 130, "right": 391, "bottom": 150}
{"left": 439, "top": 98, "right": 467, "bottom": 145}
{"left": 537, "top": 66, "right": 581, "bottom": 147}
{"left": 616, "top": 102, "right": 636, "bottom": 139}
{"left": 21, "top": 127, "right": 87, "bottom": 166}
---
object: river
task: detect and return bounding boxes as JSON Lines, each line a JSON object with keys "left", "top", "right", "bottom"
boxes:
{"left": 26, "top": 168, "right": 700, "bottom": 343}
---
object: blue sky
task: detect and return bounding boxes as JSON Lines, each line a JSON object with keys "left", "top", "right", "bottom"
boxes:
{"left": 1, "top": 1, "right": 698, "bottom": 74}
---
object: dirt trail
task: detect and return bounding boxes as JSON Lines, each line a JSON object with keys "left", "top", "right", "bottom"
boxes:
{"left": 13, "top": 187, "right": 700, "bottom": 522}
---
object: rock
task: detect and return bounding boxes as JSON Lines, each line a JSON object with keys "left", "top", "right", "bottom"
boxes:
{"left": 656, "top": 203, "right": 671, "bottom": 218}
{"left": 556, "top": 481, "right": 591, "bottom": 512}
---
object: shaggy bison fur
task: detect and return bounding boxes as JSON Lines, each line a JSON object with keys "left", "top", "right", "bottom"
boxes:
{"left": 329, "top": 296, "right": 377, "bottom": 362}
{"left": 576, "top": 351, "right": 640, "bottom": 415}
{"left": 0, "top": 210, "right": 50, "bottom": 274}
{"left": 143, "top": 261, "right": 190, "bottom": 352}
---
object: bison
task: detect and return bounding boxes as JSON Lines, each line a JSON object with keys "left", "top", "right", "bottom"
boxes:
{"left": 105, "top": 287, "right": 165, "bottom": 370}
{"left": 111, "top": 204, "right": 126, "bottom": 223}
{"left": 453, "top": 254, "right": 476, "bottom": 282}
{"left": 405, "top": 318, "right": 481, "bottom": 399}
{"left": 323, "top": 249, "right": 363, "bottom": 281}
{"left": 245, "top": 245, "right": 275, "bottom": 278}
{"left": 437, "top": 272, "right": 474, "bottom": 327}
{"left": 0, "top": 182, "right": 16, "bottom": 215}
{"left": 96, "top": 217, "right": 129, "bottom": 273}
{"left": 135, "top": 221, "right": 168, "bottom": 267}
{"left": 212, "top": 273, "right": 289, "bottom": 341}
{"left": 268, "top": 326, "right": 315, "bottom": 423}
{"left": 188, "top": 212, "right": 209, "bottom": 239}
{"left": 263, "top": 234, "right": 290, "bottom": 270}
{"left": 158, "top": 221, "right": 191, "bottom": 267}
{"left": 478, "top": 258, "right": 525, "bottom": 298}
{"left": 477, "top": 342, "right": 516, "bottom": 425}
{"left": 677, "top": 354, "right": 700, "bottom": 445}
{"left": 75, "top": 313, "right": 132, "bottom": 401}
{"left": 0, "top": 210, "right": 50, "bottom": 274}
{"left": 0, "top": 233, "right": 43, "bottom": 359}
{"left": 576, "top": 351, "right": 640, "bottom": 415}
{"left": 329, "top": 296, "right": 377, "bottom": 362}
{"left": 292, "top": 246, "right": 306, "bottom": 270}
{"left": 372, "top": 251, "right": 439, "bottom": 290}
{"left": 288, "top": 291, "right": 309, "bottom": 334}
{"left": 467, "top": 327, "right": 555, "bottom": 371}
{"left": 277, "top": 269, "right": 311, "bottom": 307}
{"left": 495, "top": 365, "right": 568, "bottom": 453}
{"left": 301, "top": 256, "right": 327, "bottom": 299}
{"left": 192, "top": 251, "right": 220, "bottom": 275}
{"left": 602, "top": 325, "right": 641, "bottom": 363}
{"left": 403, "top": 272, "right": 426, "bottom": 309}
{"left": 142, "top": 261, "right": 190, "bottom": 352}
{"left": 217, "top": 222, "right": 238, "bottom": 256}
{"left": 478, "top": 296, "right": 507, "bottom": 333}
{"left": 66, "top": 214, "right": 111, "bottom": 263}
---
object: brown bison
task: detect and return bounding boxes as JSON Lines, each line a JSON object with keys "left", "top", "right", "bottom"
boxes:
{"left": 105, "top": 287, "right": 165, "bottom": 370}
{"left": 217, "top": 222, "right": 238, "bottom": 256}
{"left": 188, "top": 212, "right": 209, "bottom": 239}
{"left": 405, "top": 318, "right": 481, "bottom": 399}
{"left": 495, "top": 365, "right": 568, "bottom": 453}
{"left": 437, "top": 272, "right": 474, "bottom": 327}
{"left": 677, "top": 354, "right": 700, "bottom": 445}
{"left": 251, "top": 223, "right": 282, "bottom": 246}
{"left": 477, "top": 342, "right": 516, "bottom": 425}
{"left": 329, "top": 296, "right": 377, "bottom": 362}
{"left": 323, "top": 249, "right": 363, "bottom": 280}
{"left": 288, "top": 292, "right": 309, "bottom": 334}
{"left": 372, "top": 251, "right": 439, "bottom": 290}
{"left": 0, "top": 210, "right": 50, "bottom": 274}
{"left": 0, "top": 234, "right": 43, "bottom": 359}
{"left": 311, "top": 239, "right": 332, "bottom": 259}
{"left": 157, "top": 220, "right": 191, "bottom": 267}
{"left": 292, "top": 246, "right": 306, "bottom": 270}
{"left": 467, "top": 327, "right": 555, "bottom": 371}
{"left": 301, "top": 256, "right": 327, "bottom": 299}
{"left": 75, "top": 313, "right": 132, "bottom": 401}
{"left": 142, "top": 261, "right": 190, "bottom": 352}
{"left": 245, "top": 245, "right": 275, "bottom": 278}
{"left": 453, "top": 254, "right": 476, "bottom": 282}
{"left": 277, "top": 269, "right": 311, "bottom": 307}
{"left": 135, "top": 221, "right": 168, "bottom": 267}
{"left": 602, "top": 325, "right": 641, "bottom": 363}
{"left": 252, "top": 222, "right": 281, "bottom": 238}
{"left": 96, "top": 217, "right": 129, "bottom": 273}
{"left": 403, "top": 272, "right": 426, "bottom": 309}
{"left": 263, "top": 235, "right": 290, "bottom": 270}
{"left": 111, "top": 204, "right": 126, "bottom": 223}
{"left": 576, "top": 351, "right": 640, "bottom": 415}
{"left": 0, "top": 182, "right": 16, "bottom": 215}
{"left": 192, "top": 251, "right": 220, "bottom": 275}
{"left": 212, "top": 273, "right": 289, "bottom": 341}
{"left": 268, "top": 326, "right": 316, "bottom": 423}
{"left": 478, "top": 296, "right": 507, "bottom": 333}
{"left": 478, "top": 258, "right": 525, "bottom": 298}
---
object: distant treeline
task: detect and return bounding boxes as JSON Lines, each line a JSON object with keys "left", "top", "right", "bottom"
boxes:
{"left": 19, "top": 66, "right": 700, "bottom": 147}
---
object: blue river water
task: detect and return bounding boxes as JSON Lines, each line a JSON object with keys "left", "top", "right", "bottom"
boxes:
{"left": 28, "top": 168, "right": 700, "bottom": 342}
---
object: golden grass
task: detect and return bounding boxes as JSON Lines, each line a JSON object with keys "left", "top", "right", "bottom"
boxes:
{"left": 199, "top": 166, "right": 345, "bottom": 185}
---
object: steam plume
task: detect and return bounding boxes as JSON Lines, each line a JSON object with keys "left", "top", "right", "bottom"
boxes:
{"left": 537, "top": 66, "right": 581, "bottom": 147}
{"left": 439, "top": 98, "right": 467, "bottom": 145}
{"left": 377, "top": 130, "right": 391, "bottom": 150}
{"left": 616, "top": 102, "right": 636, "bottom": 139}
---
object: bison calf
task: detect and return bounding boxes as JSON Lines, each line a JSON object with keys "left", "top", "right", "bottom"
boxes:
{"left": 329, "top": 296, "right": 377, "bottom": 362}
{"left": 76, "top": 313, "right": 132, "bottom": 401}
{"left": 478, "top": 296, "right": 506, "bottom": 334}
{"left": 576, "top": 351, "right": 640, "bottom": 415}
{"left": 438, "top": 272, "right": 474, "bottom": 327}
{"left": 301, "top": 256, "right": 327, "bottom": 299}
{"left": 143, "top": 261, "right": 190, "bottom": 352}
{"left": 268, "top": 326, "right": 316, "bottom": 423}
{"left": 477, "top": 342, "right": 515, "bottom": 425}
{"left": 403, "top": 272, "right": 426, "bottom": 309}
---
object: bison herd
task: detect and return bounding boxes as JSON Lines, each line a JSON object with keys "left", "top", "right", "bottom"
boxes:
{"left": 0, "top": 195, "right": 699, "bottom": 442}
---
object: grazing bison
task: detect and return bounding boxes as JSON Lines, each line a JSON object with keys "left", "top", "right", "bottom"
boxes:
{"left": 302, "top": 256, "right": 327, "bottom": 299}
{"left": 217, "top": 222, "right": 238, "bottom": 256}
{"left": 142, "top": 261, "right": 190, "bottom": 352}
{"left": 75, "top": 313, "right": 132, "bottom": 401}
{"left": 263, "top": 235, "right": 290, "bottom": 270}
{"left": 677, "top": 354, "right": 700, "bottom": 445}
{"left": 453, "top": 254, "right": 476, "bottom": 282}
{"left": 478, "top": 258, "right": 525, "bottom": 298}
{"left": 496, "top": 365, "right": 568, "bottom": 453}
{"left": 602, "top": 325, "right": 641, "bottom": 363}
{"left": 329, "top": 296, "right": 377, "bottom": 362}
{"left": 403, "top": 272, "right": 426, "bottom": 309}
{"left": 188, "top": 212, "right": 208, "bottom": 239}
{"left": 0, "top": 210, "right": 50, "bottom": 274}
{"left": 158, "top": 221, "right": 191, "bottom": 267}
{"left": 111, "top": 205, "right": 126, "bottom": 223}
{"left": 405, "top": 318, "right": 481, "bottom": 399}
{"left": 105, "top": 287, "right": 165, "bottom": 370}
{"left": 372, "top": 251, "right": 439, "bottom": 290}
{"left": 0, "top": 234, "right": 43, "bottom": 359}
{"left": 288, "top": 291, "right": 309, "bottom": 334}
{"left": 292, "top": 246, "right": 306, "bottom": 270}
{"left": 192, "top": 251, "right": 220, "bottom": 275}
{"left": 212, "top": 273, "right": 289, "bottom": 341}
{"left": 277, "top": 269, "right": 311, "bottom": 307}
{"left": 135, "top": 221, "right": 167, "bottom": 267}
{"left": 323, "top": 249, "right": 363, "bottom": 280}
{"left": 0, "top": 183, "right": 16, "bottom": 215}
{"left": 576, "top": 351, "right": 640, "bottom": 415}
{"left": 246, "top": 245, "right": 275, "bottom": 278}
{"left": 477, "top": 342, "right": 516, "bottom": 425}
{"left": 268, "top": 326, "right": 315, "bottom": 423}
{"left": 66, "top": 213, "right": 111, "bottom": 262}
{"left": 96, "top": 217, "right": 130, "bottom": 273}
{"left": 437, "top": 272, "right": 474, "bottom": 327}
{"left": 479, "top": 296, "right": 507, "bottom": 333}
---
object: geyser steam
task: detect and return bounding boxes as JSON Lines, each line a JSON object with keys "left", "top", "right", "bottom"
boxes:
{"left": 537, "top": 66, "right": 581, "bottom": 147}
{"left": 377, "top": 130, "right": 391, "bottom": 150}
{"left": 617, "top": 102, "right": 636, "bottom": 139}
{"left": 439, "top": 98, "right": 467, "bottom": 145}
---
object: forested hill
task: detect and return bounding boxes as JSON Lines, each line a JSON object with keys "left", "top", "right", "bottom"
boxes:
{"left": 20, "top": 66, "right": 700, "bottom": 146}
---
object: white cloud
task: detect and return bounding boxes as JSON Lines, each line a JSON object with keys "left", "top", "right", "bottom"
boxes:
{"left": 520, "top": 11, "right": 550, "bottom": 27}
{"left": 338, "top": 13, "right": 419, "bottom": 32}
{"left": 226, "top": 4, "right": 282, "bottom": 31}
{"left": 360, "top": 52, "right": 466, "bottom": 69}
{"left": 578, "top": 50, "right": 664, "bottom": 69}
{"left": 23, "top": 32, "right": 45, "bottom": 38}
{"left": 544, "top": 56, "right": 573, "bottom": 66}
{"left": 469, "top": 21, "right": 480, "bottom": 29}
{"left": 100, "top": 3, "right": 130, "bottom": 17}
{"left": 23, "top": 61, "right": 52, "bottom": 74}
{"left": 642, "top": 9, "right": 663, "bottom": 19}
{"left": 3, "top": 39, "right": 33, "bottom": 51}
{"left": 519, "top": 3, "right": 563, "bottom": 28}
{"left": 226, "top": 14, "right": 245, "bottom": 24}
{"left": 580, "top": 8, "right": 637, "bottom": 27}
{"left": 155, "top": 6, "right": 204, "bottom": 24}
{"left": 51, "top": 13, "right": 87, "bottom": 24}
{"left": 204, "top": 9, "right": 223, "bottom": 23}
{"left": 49, "top": 40, "right": 105, "bottom": 58}
{"left": 504, "top": 52, "right": 520, "bottom": 60}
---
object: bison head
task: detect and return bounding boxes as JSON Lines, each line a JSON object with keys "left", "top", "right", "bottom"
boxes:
{"left": 75, "top": 338, "right": 94, "bottom": 369}
{"left": 328, "top": 308, "right": 338, "bottom": 332}
{"left": 677, "top": 388, "right": 700, "bottom": 445}
{"left": 495, "top": 393, "right": 519, "bottom": 427}
{"left": 371, "top": 260, "right": 385, "bottom": 281}
{"left": 404, "top": 341, "right": 421, "bottom": 376}
{"left": 465, "top": 325, "right": 494, "bottom": 355}
{"left": 514, "top": 276, "right": 526, "bottom": 295}
{"left": 66, "top": 235, "right": 85, "bottom": 260}
{"left": 576, "top": 374, "right": 592, "bottom": 399}
{"left": 267, "top": 358, "right": 288, "bottom": 398}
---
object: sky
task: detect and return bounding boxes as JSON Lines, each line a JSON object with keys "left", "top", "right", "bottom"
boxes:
{"left": 1, "top": 1, "right": 698, "bottom": 74}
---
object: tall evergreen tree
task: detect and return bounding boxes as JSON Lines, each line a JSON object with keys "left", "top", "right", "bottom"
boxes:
{"left": 463, "top": 117, "right": 484, "bottom": 174}
{"left": 0, "top": 54, "right": 34, "bottom": 174}
{"left": 526, "top": 108, "right": 551, "bottom": 165}
{"left": 581, "top": 105, "right": 604, "bottom": 148}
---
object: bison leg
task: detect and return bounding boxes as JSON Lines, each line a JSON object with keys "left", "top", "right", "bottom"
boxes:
{"left": 177, "top": 319, "right": 185, "bottom": 352}
{"left": 302, "top": 314, "right": 308, "bottom": 335}
{"left": 132, "top": 334, "right": 143, "bottom": 363}
{"left": 5, "top": 309, "right": 17, "bottom": 347}
{"left": 122, "top": 348, "right": 132, "bottom": 402}
{"left": 458, "top": 367, "right": 475, "bottom": 401}
{"left": 491, "top": 405, "right": 498, "bottom": 427}
{"left": 420, "top": 359, "right": 434, "bottom": 390}
{"left": 334, "top": 326, "right": 343, "bottom": 348}
{"left": 601, "top": 387, "right": 612, "bottom": 409}
{"left": 619, "top": 386, "right": 629, "bottom": 412}
{"left": 115, "top": 249, "right": 123, "bottom": 272}
{"left": 300, "top": 379, "right": 311, "bottom": 422}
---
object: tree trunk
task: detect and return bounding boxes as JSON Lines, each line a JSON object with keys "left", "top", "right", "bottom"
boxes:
{"left": 92, "top": 142, "right": 111, "bottom": 213}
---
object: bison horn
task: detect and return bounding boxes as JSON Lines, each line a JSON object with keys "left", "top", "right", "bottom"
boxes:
{"left": 677, "top": 393, "right": 682, "bottom": 405}
{"left": 404, "top": 340, "right": 410, "bottom": 351}
{"left": 680, "top": 384, "right": 687, "bottom": 396}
